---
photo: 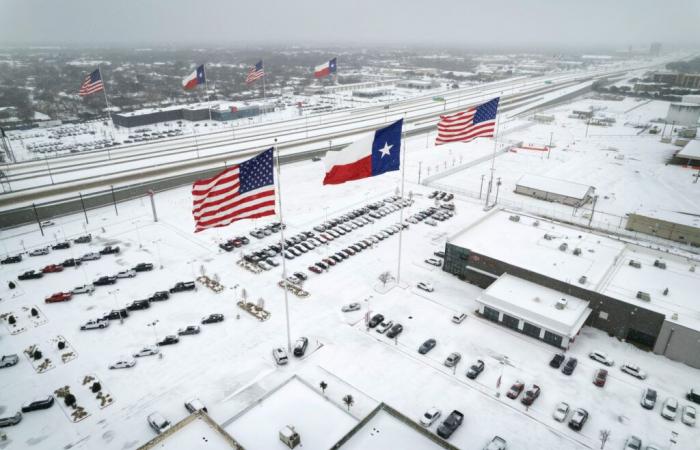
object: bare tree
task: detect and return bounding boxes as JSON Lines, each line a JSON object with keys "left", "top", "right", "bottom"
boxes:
{"left": 378, "top": 271, "right": 394, "bottom": 288}
{"left": 599, "top": 429, "right": 611, "bottom": 449}
{"left": 320, "top": 381, "right": 327, "bottom": 394}
{"left": 342, "top": 394, "right": 354, "bottom": 411}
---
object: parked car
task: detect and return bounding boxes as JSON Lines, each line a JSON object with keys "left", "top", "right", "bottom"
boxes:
{"left": 0, "top": 412, "right": 22, "bottom": 427}
{"left": 641, "top": 388, "right": 657, "bottom": 409}
{"left": 293, "top": 337, "right": 309, "bottom": 357}
{"left": 149, "top": 291, "right": 170, "bottom": 302}
{"left": 562, "top": 357, "right": 578, "bottom": 375}
{"left": 147, "top": 412, "right": 171, "bottom": 434}
{"left": 1, "top": 254, "right": 22, "bottom": 264}
{"left": 621, "top": 363, "right": 647, "bottom": 380}
{"left": 133, "top": 262, "right": 154, "bottom": 272}
{"left": 21, "top": 396, "right": 54, "bottom": 412}
{"left": 117, "top": 269, "right": 136, "bottom": 278}
{"left": 45, "top": 291, "right": 73, "bottom": 303}
{"left": 593, "top": 369, "right": 608, "bottom": 387}
{"left": 133, "top": 346, "right": 160, "bottom": 357}
{"left": 589, "top": 351, "right": 614, "bottom": 366}
{"left": 436, "top": 410, "right": 464, "bottom": 439}
{"left": 521, "top": 385, "right": 541, "bottom": 406}
{"left": 424, "top": 258, "right": 442, "bottom": 267}
{"left": 29, "top": 247, "right": 50, "bottom": 256}
{"left": 418, "top": 339, "right": 437, "bottom": 355}
{"left": 157, "top": 335, "right": 179, "bottom": 346}
{"left": 178, "top": 325, "right": 201, "bottom": 335}
{"left": 483, "top": 436, "right": 507, "bottom": 450}
{"left": 568, "top": 408, "right": 589, "bottom": 431}
{"left": 80, "top": 319, "right": 109, "bottom": 330}
{"left": 686, "top": 388, "right": 700, "bottom": 405}
{"left": 444, "top": 352, "right": 462, "bottom": 368}
{"left": 308, "top": 265, "right": 322, "bottom": 274}
{"left": 661, "top": 398, "right": 679, "bottom": 421}
{"left": 368, "top": 314, "right": 384, "bottom": 328}
{"left": 376, "top": 320, "right": 394, "bottom": 334}
{"left": 100, "top": 245, "right": 120, "bottom": 255}
{"left": 0, "top": 354, "right": 19, "bottom": 368}
{"left": 170, "top": 281, "right": 195, "bottom": 293}
{"left": 41, "top": 264, "right": 64, "bottom": 273}
{"left": 507, "top": 381, "right": 525, "bottom": 399}
{"left": 682, "top": 405, "right": 696, "bottom": 426}
{"left": 93, "top": 275, "right": 117, "bottom": 286}
{"left": 387, "top": 323, "right": 404, "bottom": 338}
{"left": 417, "top": 281, "right": 434, "bottom": 292}
{"left": 74, "top": 234, "right": 92, "bottom": 244}
{"left": 466, "top": 359, "right": 485, "bottom": 379}
{"left": 201, "top": 314, "right": 224, "bottom": 324}
{"left": 341, "top": 303, "right": 361, "bottom": 312}
{"left": 73, "top": 284, "right": 95, "bottom": 295}
{"left": 109, "top": 358, "right": 136, "bottom": 369}
{"left": 452, "top": 313, "right": 467, "bottom": 324}
{"left": 126, "top": 300, "right": 150, "bottom": 311}
{"left": 419, "top": 407, "right": 441, "bottom": 427}
{"left": 185, "top": 398, "right": 207, "bottom": 414}
{"left": 81, "top": 252, "right": 101, "bottom": 261}
{"left": 103, "top": 309, "right": 129, "bottom": 320}
{"left": 18, "top": 270, "right": 43, "bottom": 280}
{"left": 273, "top": 347, "right": 289, "bottom": 365}
{"left": 624, "top": 436, "right": 643, "bottom": 450}
{"left": 553, "top": 402, "right": 570, "bottom": 422}
{"left": 61, "top": 258, "right": 81, "bottom": 267}
{"left": 550, "top": 353, "right": 565, "bottom": 368}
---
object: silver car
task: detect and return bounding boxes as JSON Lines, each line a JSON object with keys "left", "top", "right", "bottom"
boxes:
{"left": 147, "top": 412, "right": 171, "bottom": 434}
{"left": 0, "top": 412, "right": 22, "bottom": 427}
{"left": 341, "top": 302, "right": 361, "bottom": 312}
{"left": 444, "top": 352, "right": 462, "bottom": 368}
{"left": 661, "top": 398, "right": 678, "bottom": 421}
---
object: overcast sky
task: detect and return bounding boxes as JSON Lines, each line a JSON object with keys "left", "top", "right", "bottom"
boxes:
{"left": 1, "top": 0, "right": 699, "bottom": 49}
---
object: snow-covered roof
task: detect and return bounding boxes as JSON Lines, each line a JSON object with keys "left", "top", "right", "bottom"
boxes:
{"left": 630, "top": 208, "right": 700, "bottom": 228}
{"left": 516, "top": 174, "right": 594, "bottom": 200}
{"left": 677, "top": 139, "right": 700, "bottom": 161}
{"left": 141, "top": 413, "right": 241, "bottom": 450}
{"left": 477, "top": 273, "right": 592, "bottom": 337}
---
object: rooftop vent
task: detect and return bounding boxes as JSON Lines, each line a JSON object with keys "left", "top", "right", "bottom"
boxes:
{"left": 533, "top": 220, "right": 540, "bottom": 227}
{"left": 559, "top": 243, "right": 568, "bottom": 251}
{"left": 663, "top": 288, "right": 669, "bottom": 296}
{"left": 636, "top": 291, "right": 651, "bottom": 302}
{"left": 629, "top": 260, "right": 641, "bottom": 269}
{"left": 672, "top": 312, "right": 679, "bottom": 320}
{"left": 573, "top": 248, "right": 582, "bottom": 256}
{"left": 556, "top": 298, "right": 568, "bottom": 310}
{"left": 653, "top": 260, "right": 666, "bottom": 269}
{"left": 578, "top": 275, "right": 587, "bottom": 285}
{"left": 509, "top": 215, "right": 520, "bottom": 222}
{"left": 544, "top": 234, "right": 554, "bottom": 240}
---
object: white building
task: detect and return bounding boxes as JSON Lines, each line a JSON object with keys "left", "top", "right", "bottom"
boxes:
{"left": 666, "top": 103, "right": 700, "bottom": 127}
{"left": 514, "top": 174, "right": 595, "bottom": 207}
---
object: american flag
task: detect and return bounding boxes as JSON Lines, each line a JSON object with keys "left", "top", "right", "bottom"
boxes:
{"left": 192, "top": 148, "right": 276, "bottom": 232}
{"left": 246, "top": 60, "right": 264, "bottom": 85}
{"left": 435, "top": 97, "right": 500, "bottom": 145}
{"left": 79, "top": 69, "right": 104, "bottom": 97}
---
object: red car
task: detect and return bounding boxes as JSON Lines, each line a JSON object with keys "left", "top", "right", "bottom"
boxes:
{"left": 45, "top": 291, "right": 73, "bottom": 303}
{"left": 593, "top": 369, "right": 608, "bottom": 387}
{"left": 323, "top": 258, "right": 336, "bottom": 266}
{"left": 308, "top": 265, "right": 322, "bottom": 274}
{"left": 506, "top": 381, "right": 525, "bottom": 399}
{"left": 42, "top": 264, "right": 64, "bottom": 273}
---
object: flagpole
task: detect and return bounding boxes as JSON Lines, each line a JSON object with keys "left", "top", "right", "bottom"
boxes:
{"left": 396, "top": 117, "right": 407, "bottom": 286}
{"left": 274, "top": 140, "right": 293, "bottom": 353}
{"left": 98, "top": 65, "right": 114, "bottom": 126}
{"left": 203, "top": 64, "right": 212, "bottom": 122}
{"left": 261, "top": 60, "right": 267, "bottom": 117}
{"left": 484, "top": 110, "right": 500, "bottom": 209}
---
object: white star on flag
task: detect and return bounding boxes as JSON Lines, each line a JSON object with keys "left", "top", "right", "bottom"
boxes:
{"left": 378, "top": 142, "right": 393, "bottom": 158}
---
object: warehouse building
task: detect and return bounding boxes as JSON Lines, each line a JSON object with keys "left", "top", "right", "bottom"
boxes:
{"left": 665, "top": 103, "right": 700, "bottom": 127}
{"left": 113, "top": 102, "right": 261, "bottom": 128}
{"left": 675, "top": 139, "right": 700, "bottom": 165}
{"left": 626, "top": 209, "right": 700, "bottom": 248}
{"left": 514, "top": 174, "right": 595, "bottom": 207}
{"left": 444, "top": 210, "right": 700, "bottom": 368}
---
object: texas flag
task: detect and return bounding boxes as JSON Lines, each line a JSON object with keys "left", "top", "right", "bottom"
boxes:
{"left": 323, "top": 119, "right": 403, "bottom": 185}
{"left": 182, "top": 65, "right": 206, "bottom": 90}
{"left": 314, "top": 58, "right": 337, "bottom": 78}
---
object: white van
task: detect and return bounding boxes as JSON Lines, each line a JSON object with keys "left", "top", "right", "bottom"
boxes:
{"left": 273, "top": 348, "right": 289, "bottom": 365}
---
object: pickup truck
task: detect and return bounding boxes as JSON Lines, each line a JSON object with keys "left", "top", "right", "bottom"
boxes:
{"left": 0, "top": 354, "right": 20, "bottom": 368}
{"left": 169, "top": 281, "right": 195, "bottom": 293}
{"left": 437, "top": 410, "right": 464, "bottom": 439}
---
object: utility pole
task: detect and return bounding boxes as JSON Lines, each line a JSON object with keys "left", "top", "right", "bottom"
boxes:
{"left": 548, "top": 132, "right": 553, "bottom": 159}
{"left": 418, "top": 161, "right": 422, "bottom": 185}
{"left": 479, "top": 174, "right": 485, "bottom": 199}
{"left": 148, "top": 190, "right": 158, "bottom": 222}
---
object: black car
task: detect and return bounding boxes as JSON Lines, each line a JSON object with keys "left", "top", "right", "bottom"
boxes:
{"left": 568, "top": 408, "right": 589, "bottom": 431}
{"left": 0, "top": 411, "right": 22, "bottom": 427}
{"left": 437, "top": 410, "right": 464, "bottom": 439}
{"left": 549, "top": 353, "right": 565, "bottom": 368}
{"left": 466, "top": 359, "right": 485, "bottom": 379}
{"left": 418, "top": 338, "right": 436, "bottom": 354}
{"left": 315, "top": 262, "right": 328, "bottom": 270}
{"left": 368, "top": 314, "right": 384, "bottom": 328}
{"left": 202, "top": 314, "right": 224, "bottom": 324}
{"left": 52, "top": 242, "right": 70, "bottom": 250}
{"left": 103, "top": 309, "right": 129, "bottom": 320}
{"left": 74, "top": 234, "right": 92, "bottom": 244}
{"left": 18, "top": 270, "right": 43, "bottom": 280}
{"left": 387, "top": 323, "right": 403, "bottom": 338}
{"left": 149, "top": 291, "right": 170, "bottom": 302}
{"left": 126, "top": 300, "right": 150, "bottom": 311}
{"left": 21, "top": 396, "right": 54, "bottom": 413}
{"left": 157, "top": 335, "right": 179, "bottom": 346}
{"left": 219, "top": 242, "right": 235, "bottom": 252}
{"left": 178, "top": 325, "right": 201, "bottom": 336}
{"left": 293, "top": 337, "right": 309, "bottom": 357}
{"left": 61, "top": 258, "right": 82, "bottom": 267}
{"left": 94, "top": 276, "right": 117, "bottom": 286}
{"left": 170, "top": 281, "right": 195, "bottom": 293}
{"left": 562, "top": 357, "right": 578, "bottom": 375}
{"left": 1, "top": 254, "right": 22, "bottom": 264}
{"left": 133, "top": 263, "right": 154, "bottom": 272}
{"left": 100, "top": 245, "right": 120, "bottom": 255}
{"left": 293, "top": 272, "right": 308, "bottom": 281}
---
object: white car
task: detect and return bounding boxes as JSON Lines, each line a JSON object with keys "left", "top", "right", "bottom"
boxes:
{"left": 341, "top": 303, "right": 361, "bottom": 312}
{"left": 424, "top": 219, "right": 437, "bottom": 226}
{"left": 621, "top": 363, "right": 647, "bottom": 380}
{"left": 81, "top": 252, "right": 101, "bottom": 261}
{"left": 623, "top": 436, "right": 642, "bottom": 450}
{"left": 419, "top": 407, "right": 441, "bottom": 427}
{"left": 185, "top": 398, "right": 207, "bottom": 413}
{"left": 417, "top": 281, "right": 434, "bottom": 292}
{"left": 376, "top": 320, "right": 394, "bottom": 334}
{"left": 117, "top": 269, "right": 136, "bottom": 278}
{"left": 147, "top": 412, "right": 171, "bottom": 434}
{"left": 133, "top": 346, "right": 160, "bottom": 358}
{"left": 483, "top": 436, "right": 507, "bottom": 450}
{"left": 588, "top": 351, "right": 614, "bottom": 366}
{"left": 553, "top": 402, "right": 570, "bottom": 422}
{"left": 661, "top": 398, "right": 679, "bottom": 421}
{"left": 452, "top": 313, "right": 467, "bottom": 324}
{"left": 273, "top": 348, "right": 288, "bottom": 365}
{"left": 29, "top": 247, "right": 50, "bottom": 256}
{"left": 40, "top": 220, "right": 55, "bottom": 227}
{"left": 425, "top": 258, "right": 442, "bottom": 267}
{"left": 73, "top": 284, "right": 95, "bottom": 295}
{"left": 80, "top": 319, "right": 109, "bottom": 330}
{"left": 682, "top": 405, "right": 696, "bottom": 426}
{"left": 109, "top": 358, "right": 136, "bottom": 369}
{"left": 258, "top": 261, "right": 270, "bottom": 271}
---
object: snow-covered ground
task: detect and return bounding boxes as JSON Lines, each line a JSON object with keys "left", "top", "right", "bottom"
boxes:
{"left": 1, "top": 92, "right": 699, "bottom": 450}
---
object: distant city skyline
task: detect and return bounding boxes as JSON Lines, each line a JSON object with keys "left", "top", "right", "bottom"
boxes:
{"left": 1, "top": 0, "right": 699, "bottom": 48}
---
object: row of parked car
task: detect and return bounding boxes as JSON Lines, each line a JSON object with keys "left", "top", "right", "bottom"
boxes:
{"left": 419, "top": 406, "right": 506, "bottom": 448}
{"left": 2, "top": 234, "right": 96, "bottom": 266}
{"left": 428, "top": 190, "right": 455, "bottom": 202}
{"left": 406, "top": 204, "right": 455, "bottom": 226}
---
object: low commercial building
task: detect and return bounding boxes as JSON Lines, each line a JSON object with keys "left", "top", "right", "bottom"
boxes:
{"left": 675, "top": 139, "right": 700, "bottom": 165}
{"left": 626, "top": 209, "right": 700, "bottom": 247}
{"left": 138, "top": 410, "right": 243, "bottom": 450}
{"left": 397, "top": 79, "right": 440, "bottom": 90}
{"left": 113, "top": 102, "right": 261, "bottom": 128}
{"left": 514, "top": 174, "right": 595, "bottom": 207}
{"left": 666, "top": 103, "right": 700, "bottom": 127}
